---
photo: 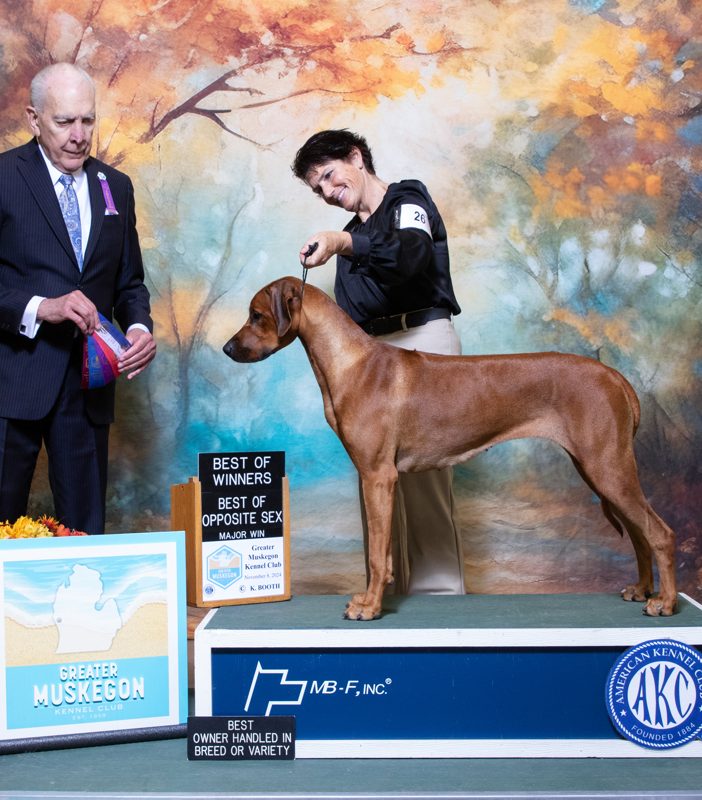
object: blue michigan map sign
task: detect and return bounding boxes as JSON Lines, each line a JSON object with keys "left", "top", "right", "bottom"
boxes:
{"left": 0, "top": 532, "right": 187, "bottom": 747}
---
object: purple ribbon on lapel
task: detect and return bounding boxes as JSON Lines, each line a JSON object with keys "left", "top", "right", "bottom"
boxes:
{"left": 97, "top": 171, "right": 119, "bottom": 215}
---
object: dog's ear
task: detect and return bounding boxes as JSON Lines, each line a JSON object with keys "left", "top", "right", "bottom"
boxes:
{"left": 270, "top": 280, "right": 301, "bottom": 338}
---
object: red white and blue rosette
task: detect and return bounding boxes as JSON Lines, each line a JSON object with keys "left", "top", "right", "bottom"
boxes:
{"left": 81, "top": 313, "right": 131, "bottom": 389}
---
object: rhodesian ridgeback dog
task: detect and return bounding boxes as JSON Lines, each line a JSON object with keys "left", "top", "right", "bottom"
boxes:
{"left": 223, "top": 276, "right": 676, "bottom": 621}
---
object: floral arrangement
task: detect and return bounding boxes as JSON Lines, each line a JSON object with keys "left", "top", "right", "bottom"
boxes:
{"left": 0, "top": 515, "right": 88, "bottom": 540}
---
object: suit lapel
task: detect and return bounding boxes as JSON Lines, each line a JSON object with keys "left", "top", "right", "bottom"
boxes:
{"left": 16, "top": 140, "right": 78, "bottom": 269}
{"left": 84, "top": 159, "right": 105, "bottom": 269}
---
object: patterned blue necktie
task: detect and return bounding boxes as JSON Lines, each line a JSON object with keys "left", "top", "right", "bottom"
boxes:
{"left": 58, "top": 174, "right": 83, "bottom": 270}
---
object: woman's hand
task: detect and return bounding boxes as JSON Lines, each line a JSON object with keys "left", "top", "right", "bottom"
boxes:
{"left": 299, "top": 231, "right": 353, "bottom": 267}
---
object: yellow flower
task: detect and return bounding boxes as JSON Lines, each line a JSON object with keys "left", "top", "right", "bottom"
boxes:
{"left": 9, "top": 516, "right": 52, "bottom": 539}
{"left": 0, "top": 516, "right": 88, "bottom": 539}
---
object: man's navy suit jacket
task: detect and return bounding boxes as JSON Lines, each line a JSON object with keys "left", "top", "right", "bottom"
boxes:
{"left": 0, "top": 139, "right": 153, "bottom": 425}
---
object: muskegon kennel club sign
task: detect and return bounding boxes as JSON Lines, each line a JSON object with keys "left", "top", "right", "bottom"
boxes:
{"left": 0, "top": 532, "right": 187, "bottom": 751}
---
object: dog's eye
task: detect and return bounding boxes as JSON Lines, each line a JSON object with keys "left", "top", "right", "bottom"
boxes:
{"left": 250, "top": 311, "right": 262, "bottom": 324}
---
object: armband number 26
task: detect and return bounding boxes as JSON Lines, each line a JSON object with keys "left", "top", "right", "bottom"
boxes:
{"left": 396, "top": 203, "right": 432, "bottom": 238}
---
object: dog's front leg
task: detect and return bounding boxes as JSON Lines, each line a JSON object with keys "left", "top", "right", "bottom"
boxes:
{"left": 345, "top": 467, "right": 397, "bottom": 621}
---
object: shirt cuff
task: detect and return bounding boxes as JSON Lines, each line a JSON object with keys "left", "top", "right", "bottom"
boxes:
{"left": 19, "top": 296, "right": 45, "bottom": 339}
{"left": 348, "top": 232, "right": 372, "bottom": 274}
{"left": 125, "top": 323, "right": 150, "bottom": 335}
{"left": 350, "top": 232, "right": 371, "bottom": 258}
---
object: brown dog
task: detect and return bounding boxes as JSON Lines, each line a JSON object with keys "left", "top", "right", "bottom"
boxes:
{"left": 223, "top": 276, "right": 676, "bottom": 621}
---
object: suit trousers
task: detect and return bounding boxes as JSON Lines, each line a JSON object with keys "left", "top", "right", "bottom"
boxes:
{"left": 361, "top": 317, "right": 465, "bottom": 595}
{"left": 0, "top": 343, "right": 109, "bottom": 534}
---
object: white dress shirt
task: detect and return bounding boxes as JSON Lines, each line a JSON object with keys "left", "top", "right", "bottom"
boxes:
{"left": 20, "top": 146, "right": 91, "bottom": 339}
{"left": 20, "top": 146, "right": 147, "bottom": 341}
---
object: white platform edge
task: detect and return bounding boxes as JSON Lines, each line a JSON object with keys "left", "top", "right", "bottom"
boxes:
{"left": 295, "top": 737, "right": 702, "bottom": 759}
{"left": 195, "top": 625, "right": 702, "bottom": 649}
{"left": 193, "top": 595, "right": 702, "bottom": 759}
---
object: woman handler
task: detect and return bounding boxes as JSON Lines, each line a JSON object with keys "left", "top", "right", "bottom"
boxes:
{"left": 292, "top": 129, "right": 465, "bottom": 595}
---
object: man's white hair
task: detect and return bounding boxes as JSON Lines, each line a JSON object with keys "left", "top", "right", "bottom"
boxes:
{"left": 29, "top": 62, "right": 95, "bottom": 111}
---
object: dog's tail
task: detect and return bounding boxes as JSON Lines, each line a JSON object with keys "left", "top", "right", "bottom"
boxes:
{"left": 598, "top": 369, "right": 642, "bottom": 537}
{"left": 616, "top": 371, "right": 641, "bottom": 437}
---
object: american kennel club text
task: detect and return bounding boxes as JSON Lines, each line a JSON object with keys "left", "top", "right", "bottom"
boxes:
{"left": 607, "top": 639, "right": 702, "bottom": 749}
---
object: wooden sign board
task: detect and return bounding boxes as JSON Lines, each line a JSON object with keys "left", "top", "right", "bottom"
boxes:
{"left": 171, "top": 452, "right": 290, "bottom": 608}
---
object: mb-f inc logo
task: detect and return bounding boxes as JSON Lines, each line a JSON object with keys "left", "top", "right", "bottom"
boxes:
{"left": 244, "top": 663, "right": 307, "bottom": 716}
{"left": 207, "top": 546, "right": 242, "bottom": 589}
{"left": 243, "top": 661, "right": 393, "bottom": 716}
{"left": 606, "top": 639, "right": 702, "bottom": 749}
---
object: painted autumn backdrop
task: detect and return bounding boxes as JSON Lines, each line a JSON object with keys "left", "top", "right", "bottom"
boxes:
{"left": 1, "top": 0, "right": 700, "bottom": 600}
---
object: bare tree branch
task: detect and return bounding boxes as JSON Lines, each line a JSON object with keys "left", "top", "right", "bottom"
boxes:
{"left": 136, "top": 22, "right": 440, "bottom": 144}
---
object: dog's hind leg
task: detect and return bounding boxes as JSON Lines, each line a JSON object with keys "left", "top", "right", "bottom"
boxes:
{"left": 613, "top": 499, "right": 675, "bottom": 616}
{"left": 633, "top": 505, "right": 676, "bottom": 616}
{"left": 569, "top": 447, "right": 676, "bottom": 616}
{"left": 345, "top": 466, "right": 397, "bottom": 621}
{"left": 568, "top": 454, "right": 654, "bottom": 600}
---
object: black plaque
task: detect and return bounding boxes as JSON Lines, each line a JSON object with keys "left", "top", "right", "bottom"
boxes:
{"left": 196, "top": 452, "right": 288, "bottom": 603}
{"left": 198, "top": 452, "right": 285, "bottom": 542}
{"left": 187, "top": 715, "right": 295, "bottom": 760}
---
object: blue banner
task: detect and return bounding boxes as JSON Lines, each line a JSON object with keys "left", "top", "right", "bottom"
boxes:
{"left": 211, "top": 647, "right": 622, "bottom": 740}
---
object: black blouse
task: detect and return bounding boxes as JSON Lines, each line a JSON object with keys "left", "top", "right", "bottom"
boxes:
{"left": 334, "top": 179, "right": 461, "bottom": 325}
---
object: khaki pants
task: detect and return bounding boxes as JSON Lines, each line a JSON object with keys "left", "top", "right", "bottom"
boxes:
{"left": 360, "top": 317, "right": 465, "bottom": 595}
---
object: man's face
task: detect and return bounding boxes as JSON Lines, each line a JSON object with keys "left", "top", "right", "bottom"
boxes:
{"left": 26, "top": 72, "right": 95, "bottom": 174}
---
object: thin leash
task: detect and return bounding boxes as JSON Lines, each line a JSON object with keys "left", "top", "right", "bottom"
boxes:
{"left": 301, "top": 241, "right": 318, "bottom": 298}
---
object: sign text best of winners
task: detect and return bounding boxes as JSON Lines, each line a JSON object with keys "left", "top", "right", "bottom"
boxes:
{"left": 198, "top": 452, "right": 287, "bottom": 603}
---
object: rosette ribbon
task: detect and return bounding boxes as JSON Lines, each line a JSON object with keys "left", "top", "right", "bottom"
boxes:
{"left": 81, "top": 313, "right": 131, "bottom": 389}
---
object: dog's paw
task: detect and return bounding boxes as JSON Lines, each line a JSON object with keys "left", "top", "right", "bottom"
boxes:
{"left": 643, "top": 595, "right": 677, "bottom": 617}
{"left": 621, "top": 583, "right": 651, "bottom": 602}
{"left": 343, "top": 600, "right": 381, "bottom": 621}
{"left": 343, "top": 591, "right": 382, "bottom": 620}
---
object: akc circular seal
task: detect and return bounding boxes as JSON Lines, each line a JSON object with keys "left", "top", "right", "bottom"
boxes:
{"left": 606, "top": 638, "right": 702, "bottom": 749}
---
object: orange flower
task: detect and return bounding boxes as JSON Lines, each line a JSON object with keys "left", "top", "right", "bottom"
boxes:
{"left": 0, "top": 515, "right": 89, "bottom": 539}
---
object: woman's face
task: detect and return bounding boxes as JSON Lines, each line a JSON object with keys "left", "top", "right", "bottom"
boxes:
{"left": 305, "top": 148, "right": 367, "bottom": 214}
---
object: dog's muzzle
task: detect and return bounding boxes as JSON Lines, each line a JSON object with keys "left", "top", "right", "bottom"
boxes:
{"left": 223, "top": 336, "right": 271, "bottom": 363}
{"left": 223, "top": 338, "right": 249, "bottom": 362}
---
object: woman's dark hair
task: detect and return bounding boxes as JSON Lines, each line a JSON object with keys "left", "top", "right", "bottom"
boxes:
{"left": 292, "top": 129, "right": 375, "bottom": 180}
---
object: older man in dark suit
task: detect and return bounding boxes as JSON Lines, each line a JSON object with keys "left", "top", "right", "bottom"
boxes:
{"left": 0, "top": 62, "right": 156, "bottom": 533}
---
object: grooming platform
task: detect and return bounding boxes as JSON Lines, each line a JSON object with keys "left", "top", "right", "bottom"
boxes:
{"left": 193, "top": 592, "right": 702, "bottom": 758}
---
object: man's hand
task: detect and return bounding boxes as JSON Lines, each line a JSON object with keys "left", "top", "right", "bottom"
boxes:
{"left": 37, "top": 290, "right": 100, "bottom": 335}
{"left": 118, "top": 328, "right": 156, "bottom": 380}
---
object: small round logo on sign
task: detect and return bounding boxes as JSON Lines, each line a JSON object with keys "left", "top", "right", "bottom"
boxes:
{"left": 606, "top": 639, "right": 702, "bottom": 749}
